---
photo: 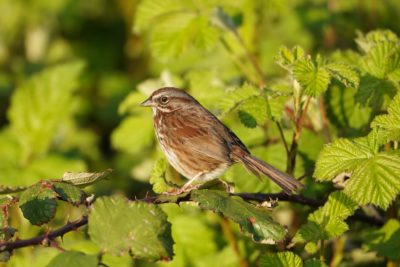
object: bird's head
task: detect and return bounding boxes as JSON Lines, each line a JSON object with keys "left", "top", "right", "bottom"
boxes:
{"left": 140, "top": 87, "right": 197, "bottom": 113}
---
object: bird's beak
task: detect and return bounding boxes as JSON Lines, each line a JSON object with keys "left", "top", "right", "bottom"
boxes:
{"left": 140, "top": 97, "right": 153, "bottom": 107}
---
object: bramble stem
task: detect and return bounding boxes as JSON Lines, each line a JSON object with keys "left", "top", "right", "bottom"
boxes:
{"left": 286, "top": 96, "right": 312, "bottom": 175}
{"left": 0, "top": 190, "right": 384, "bottom": 254}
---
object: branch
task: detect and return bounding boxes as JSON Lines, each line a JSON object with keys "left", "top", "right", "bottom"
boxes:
{"left": 234, "top": 192, "right": 384, "bottom": 227}
{"left": 233, "top": 192, "right": 323, "bottom": 207}
{"left": 0, "top": 216, "right": 88, "bottom": 253}
{"left": 286, "top": 96, "right": 312, "bottom": 175}
{"left": 0, "top": 191, "right": 384, "bottom": 253}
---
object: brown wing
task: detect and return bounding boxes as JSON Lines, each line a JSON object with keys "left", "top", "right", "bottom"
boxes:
{"left": 163, "top": 108, "right": 231, "bottom": 163}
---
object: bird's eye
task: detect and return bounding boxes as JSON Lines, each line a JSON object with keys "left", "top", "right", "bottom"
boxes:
{"left": 160, "top": 96, "right": 169, "bottom": 104}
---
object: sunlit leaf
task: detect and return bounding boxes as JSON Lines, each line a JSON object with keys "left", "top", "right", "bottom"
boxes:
{"left": 325, "top": 63, "right": 359, "bottom": 88}
{"left": 111, "top": 112, "right": 154, "bottom": 155}
{"left": 134, "top": 0, "right": 193, "bottom": 33}
{"left": 219, "top": 83, "right": 260, "bottom": 116}
{"left": 314, "top": 138, "right": 374, "bottom": 181}
{"left": 8, "top": 61, "right": 84, "bottom": 161}
{"left": 293, "top": 59, "right": 330, "bottom": 97}
{"left": 371, "top": 93, "right": 400, "bottom": 141}
{"left": 61, "top": 169, "right": 112, "bottom": 187}
{"left": 237, "top": 96, "right": 268, "bottom": 128}
{"left": 88, "top": 195, "right": 173, "bottom": 260}
{"left": 150, "top": 14, "right": 218, "bottom": 60}
{"left": 275, "top": 46, "right": 305, "bottom": 68}
{"left": 259, "top": 252, "right": 302, "bottom": 267}
{"left": 150, "top": 158, "right": 172, "bottom": 193}
{"left": 294, "top": 191, "right": 358, "bottom": 243}
{"left": 344, "top": 152, "right": 400, "bottom": 209}
{"left": 315, "top": 135, "right": 400, "bottom": 208}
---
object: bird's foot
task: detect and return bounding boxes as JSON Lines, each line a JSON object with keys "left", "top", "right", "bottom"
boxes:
{"left": 163, "top": 184, "right": 200, "bottom": 196}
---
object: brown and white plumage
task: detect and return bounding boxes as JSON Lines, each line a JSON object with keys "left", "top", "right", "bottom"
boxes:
{"left": 141, "top": 87, "right": 303, "bottom": 194}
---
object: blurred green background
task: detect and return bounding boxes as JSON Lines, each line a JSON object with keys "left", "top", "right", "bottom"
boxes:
{"left": 0, "top": 0, "right": 399, "bottom": 266}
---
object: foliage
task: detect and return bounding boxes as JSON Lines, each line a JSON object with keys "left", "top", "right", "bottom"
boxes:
{"left": 192, "top": 190, "right": 286, "bottom": 243}
{"left": 0, "top": 0, "right": 400, "bottom": 266}
{"left": 293, "top": 191, "right": 358, "bottom": 250}
{"left": 47, "top": 251, "right": 98, "bottom": 267}
{"left": 88, "top": 195, "right": 173, "bottom": 260}
{"left": 364, "top": 219, "right": 400, "bottom": 260}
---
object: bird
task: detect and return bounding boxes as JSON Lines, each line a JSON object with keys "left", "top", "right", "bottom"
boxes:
{"left": 140, "top": 87, "right": 303, "bottom": 194}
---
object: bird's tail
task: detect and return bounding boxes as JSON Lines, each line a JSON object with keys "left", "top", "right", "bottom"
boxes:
{"left": 240, "top": 153, "right": 303, "bottom": 194}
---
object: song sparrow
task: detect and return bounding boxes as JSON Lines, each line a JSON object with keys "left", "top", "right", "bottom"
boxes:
{"left": 141, "top": 87, "right": 302, "bottom": 194}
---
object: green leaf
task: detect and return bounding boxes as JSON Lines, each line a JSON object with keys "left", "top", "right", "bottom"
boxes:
{"left": 325, "top": 85, "right": 371, "bottom": 131}
{"left": 360, "top": 41, "right": 400, "bottom": 80}
{"left": 325, "top": 63, "right": 360, "bottom": 88}
{"left": 304, "top": 259, "right": 328, "bottom": 267}
{"left": 314, "top": 138, "right": 374, "bottom": 181}
{"left": 275, "top": 46, "right": 305, "bottom": 68}
{"left": 88, "top": 195, "right": 173, "bottom": 260}
{"left": 134, "top": 0, "right": 192, "bottom": 33}
{"left": 355, "top": 74, "right": 396, "bottom": 111}
{"left": 371, "top": 93, "right": 400, "bottom": 141}
{"left": 293, "top": 58, "right": 331, "bottom": 97}
{"left": 356, "top": 30, "right": 399, "bottom": 54}
{"left": 111, "top": 113, "right": 154, "bottom": 155}
{"left": 364, "top": 219, "right": 400, "bottom": 260}
{"left": 19, "top": 182, "right": 58, "bottom": 225}
{"left": 267, "top": 90, "right": 290, "bottom": 121}
{"left": 191, "top": 190, "right": 286, "bottom": 243}
{"left": 294, "top": 191, "right": 358, "bottom": 243}
{"left": 150, "top": 14, "right": 218, "bottom": 60}
{"left": 219, "top": 83, "right": 260, "bottom": 115}
{"left": 61, "top": 169, "right": 112, "bottom": 187}
{"left": 47, "top": 251, "right": 98, "bottom": 267}
{"left": 237, "top": 96, "right": 268, "bottom": 128}
{"left": 150, "top": 158, "right": 172, "bottom": 193}
{"left": 344, "top": 152, "right": 400, "bottom": 209}
{"left": 315, "top": 134, "right": 400, "bottom": 208}
{"left": 7, "top": 61, "right": 84, "bottom": 161}
{"left": 186, "top": 69, "right": 226, "bottom": 111}
{"left": 160, "top": 203, "right": 231, "bottom": 267}
{"left": 52, "top": 182, "right": 85, "bottom": 205}
{"left": 304, "top": 242, "right": 318, "bottom": 254}
{"left": 259, "top": 252, "right": 302, "bottom": 267}
{"left": 238, "top": 110, "right": 257, "bottom": 128}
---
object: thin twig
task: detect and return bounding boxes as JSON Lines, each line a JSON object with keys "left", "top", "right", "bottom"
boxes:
{"left": 219, "top": 37, "right": 259, "bottom": 85}
{"left": 220, "top": 217, "right": 248, "bottom": 267}
{"left": 233, "top": 192, "right": 323, "bottom": 207}
{"left": 286, "top": 96, "right": 312, "bottom": 175}
{"left": 295, "top": 96, "right": 312, "bottom": 140}
{"left": 275, "top": 121, "right": 290, "bottom": 155}
{"left": 0, "top": 216, "right": 88, "bottom": 253}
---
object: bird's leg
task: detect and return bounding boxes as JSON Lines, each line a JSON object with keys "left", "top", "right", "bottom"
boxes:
{"left": 164, "top": 172, "right": 204, "bottom": 195}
